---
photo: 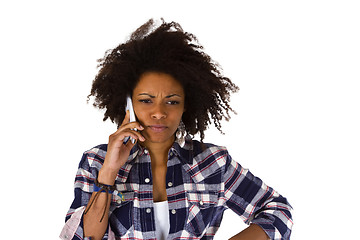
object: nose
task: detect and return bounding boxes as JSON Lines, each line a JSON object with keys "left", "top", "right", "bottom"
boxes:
{"left": 151, "top": 104, "right": 167, "bottom": 119}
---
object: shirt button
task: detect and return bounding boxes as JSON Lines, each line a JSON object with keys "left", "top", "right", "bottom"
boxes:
{"left": 144, "top": 149, "right": 149, "bottom": 154}
{"left": 116, "top": 198, "right": 122, "bottom": 204}
{"left": 145, "top": 178, "right": 150, "bottom": 183}
{"left": 167, "top": 182, "right": 173, "bottom": 187}
{"left": 146, "top": 208, "right": 152, "bottom": 213}
{"left": 64, "top": 235, "right": 68, "bottom": 239}
{"left": 199, "top": 201, "right": 204, "bottom": 206}
{"left": 171, "top": 209, "right": 176, "bottom": 214}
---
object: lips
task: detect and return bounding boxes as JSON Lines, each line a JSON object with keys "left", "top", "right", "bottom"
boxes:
{"left": 148, "top": 125, "right": 168, "bottom": 132}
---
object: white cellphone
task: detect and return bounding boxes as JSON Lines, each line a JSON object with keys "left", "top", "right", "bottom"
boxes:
{"left": 123, "top": 95, "right": 137, "bottom": 144}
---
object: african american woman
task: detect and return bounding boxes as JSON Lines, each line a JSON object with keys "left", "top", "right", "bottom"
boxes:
{"left": 60, "top": 19, "right": 293, "bottom": 240}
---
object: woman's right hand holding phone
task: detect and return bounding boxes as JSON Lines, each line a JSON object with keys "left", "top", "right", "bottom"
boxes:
{"left": 98, "top": 110, "right": 145, "bottom": 185}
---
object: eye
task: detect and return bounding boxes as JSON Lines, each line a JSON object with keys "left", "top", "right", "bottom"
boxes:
{"left": 139, "top": 99, "right": 152, "bottom": 104}
{"left": 167, "top": 100, "right": 180, "bottom": 105}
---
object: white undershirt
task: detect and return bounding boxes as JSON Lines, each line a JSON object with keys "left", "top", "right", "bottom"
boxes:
{"left": 153, "top": 201, "right": 170, "bottom": 240}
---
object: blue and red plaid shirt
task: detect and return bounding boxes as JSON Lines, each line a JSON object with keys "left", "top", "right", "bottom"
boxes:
{"left": 61, "top": 137, "right": 293, "bottom": 240}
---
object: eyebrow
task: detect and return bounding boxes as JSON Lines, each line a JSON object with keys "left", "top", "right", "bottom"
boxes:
{"left": 138, "top": 93, "right": 182, "bottom": 98}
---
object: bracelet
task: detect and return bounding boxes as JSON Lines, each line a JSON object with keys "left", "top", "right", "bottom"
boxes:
{"left": 84, "top": 178, "right": 117, "bottom": 222}
{"left": 93, "top": 178, "right": 116, "bottom": 194}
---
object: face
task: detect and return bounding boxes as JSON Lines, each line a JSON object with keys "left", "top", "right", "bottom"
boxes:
{"left": 132, "top": 72, "right": 185, "bottom": 146}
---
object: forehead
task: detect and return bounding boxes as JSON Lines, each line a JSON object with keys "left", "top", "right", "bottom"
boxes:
{"left": 134, "top": 72, "right": 184, "bottom": 95}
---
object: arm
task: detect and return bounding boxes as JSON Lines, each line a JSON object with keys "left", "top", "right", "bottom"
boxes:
{"left": 223, "top": 153, "right": 293, "bottom": 240}
{"left": 83, "top": 111, "right": 145, "bottom": 240}
{"left": 61, "top": 110, "right": 145, "bottom": 240}
{"left": 229, "top": 224, "right": 269, "bottom": 240}
{"left": 83, "top": 168, "right": 117, "bottom": 240}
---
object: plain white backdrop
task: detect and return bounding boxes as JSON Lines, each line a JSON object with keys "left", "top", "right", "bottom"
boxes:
{"left": 1, "top": 1, "right": 359, "bottom": 239}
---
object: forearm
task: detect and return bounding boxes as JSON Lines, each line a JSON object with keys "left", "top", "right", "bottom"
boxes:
{"left": 83, "top": 168, "right": 117, "bottom": 240}
{"left": 83, "top": 191, "right": 111, "bottom": 240}
{"left": 229, "top": 224, "right": 269, "bottom": 240}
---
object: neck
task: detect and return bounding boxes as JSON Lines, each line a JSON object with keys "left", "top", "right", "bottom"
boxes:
{"left": 140, "top": 135, "right": 175, "bottom": 166}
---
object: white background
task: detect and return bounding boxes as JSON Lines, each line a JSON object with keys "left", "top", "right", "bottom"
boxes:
{"left": 1, "top": 1, "right": 359, "bottom": 239}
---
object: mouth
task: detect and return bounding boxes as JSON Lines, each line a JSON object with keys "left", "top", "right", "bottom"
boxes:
{"left": 148, "top": 125, "right": 168, "bottom": 133}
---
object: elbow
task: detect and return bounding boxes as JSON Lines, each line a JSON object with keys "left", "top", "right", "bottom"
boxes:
{"left": 251, "top": 201, "right": 293, "bottom": 239}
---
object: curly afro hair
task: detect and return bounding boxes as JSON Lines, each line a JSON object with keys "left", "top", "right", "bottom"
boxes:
{"left": 88, "top": 19, "right": 239, "bottom": 141}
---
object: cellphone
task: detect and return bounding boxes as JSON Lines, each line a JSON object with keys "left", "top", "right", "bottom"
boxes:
{"left": 123, "top": 95, "right": 137, "bottom": 144}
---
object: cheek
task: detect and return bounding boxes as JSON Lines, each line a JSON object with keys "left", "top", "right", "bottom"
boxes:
{"left": 133, "top": 107, "right": 145, "bottom": 122}
{"left": 170, "top": 112, "right": 184, "bottom": 127}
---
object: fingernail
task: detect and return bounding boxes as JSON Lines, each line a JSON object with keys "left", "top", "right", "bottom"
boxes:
{"left": 139, "top": 125, "right": 144, "bottom": 130}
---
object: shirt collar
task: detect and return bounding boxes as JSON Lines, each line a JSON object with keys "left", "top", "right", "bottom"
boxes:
{"left": 171, "top": 135, "right": 194, "bottom": 164}
{"left": 117, "top": 135, "right": 196, "bottom": 183}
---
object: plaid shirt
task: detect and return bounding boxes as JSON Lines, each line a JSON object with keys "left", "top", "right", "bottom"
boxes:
{"left": 60, "top": 137, "right": 293, "bottom": 240}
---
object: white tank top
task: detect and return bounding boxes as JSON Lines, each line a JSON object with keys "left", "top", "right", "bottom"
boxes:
{"left": 153, "top": 201, "right": 170, "bottom": 240}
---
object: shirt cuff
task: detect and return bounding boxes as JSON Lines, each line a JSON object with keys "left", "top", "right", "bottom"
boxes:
{"left": 60, "top": 206, "right": 116, "bottom": 240}
{"left": 60, "top": 206, "right": 86, "bottom": 240}
{"left": 251, "top": 211, "right": 292, "bottom": 240}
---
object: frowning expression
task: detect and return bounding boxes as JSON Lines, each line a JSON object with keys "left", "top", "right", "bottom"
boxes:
{"left": 132, "top": 72, "right": 185, "bottom": 145}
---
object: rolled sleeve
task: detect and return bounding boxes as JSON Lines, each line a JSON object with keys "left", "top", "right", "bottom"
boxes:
{"left": 60, "top": 207, "right": 86, "bottom": 240}
{"left": 60, "top": 145, "right": 115, "bottom": 240}
{"left": 60, "top": 206, "right": 115, "bottom": 240}
{"left": 223, "top": 154, "right": 293, "bottom": 239}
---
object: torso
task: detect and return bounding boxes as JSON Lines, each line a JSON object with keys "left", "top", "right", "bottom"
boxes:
{"left": 151, "top": 162, "right": 168, "bottom": 202}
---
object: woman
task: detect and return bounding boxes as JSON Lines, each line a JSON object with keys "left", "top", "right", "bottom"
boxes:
{"left": 60, "top": 19, "right": 293, "bottom": 240}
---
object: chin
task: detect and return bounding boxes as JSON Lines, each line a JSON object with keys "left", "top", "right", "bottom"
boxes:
{"left": 146, "top": 136, "right": 172, "bottom": 144}
{"left": 144, "top": 132, "right": 176, "bottom": 144}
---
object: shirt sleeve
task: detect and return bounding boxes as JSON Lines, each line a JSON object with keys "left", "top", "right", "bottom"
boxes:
{"left": 223, "top": 153, "right": 293, "bottom": 240}
{"left": 60, "top": 146, "right": 115, "bottom": 240}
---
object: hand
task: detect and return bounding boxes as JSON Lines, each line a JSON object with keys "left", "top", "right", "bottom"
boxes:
{"left": 98, "top": 110, "right": 145, "bottom": 185}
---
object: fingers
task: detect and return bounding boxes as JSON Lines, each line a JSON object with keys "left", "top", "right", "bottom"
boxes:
{"left": 116, "top": 121, "right": 144, "bottom": 136}
{"left": 104, "top": 111, "right": 145, "bottom": 173}
{"left": 120, "top": 110, "right": 143, "bottom": 131}
{"left": 112, "top": 122, "right": 145, "bottom": 145}
{"left": 110, "top": 110, "right": 145, "bottom": 146}
{"left": 122, "top": 129, "right": 145, "bottom": 143}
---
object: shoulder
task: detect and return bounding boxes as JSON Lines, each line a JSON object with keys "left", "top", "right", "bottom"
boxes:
{"left": 183, "top": 140, "right": 231, "bottom": 182}
{"left": 192, "top": 140, "right": 229, "bottom": 162}
{"left": 84, "top": 144, "right": 108, "bottom": 156}
{"left": 78, "top": 144, "right": 108, "bottom": 170}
